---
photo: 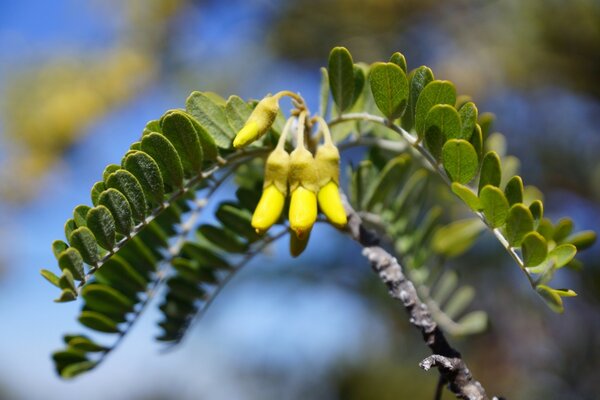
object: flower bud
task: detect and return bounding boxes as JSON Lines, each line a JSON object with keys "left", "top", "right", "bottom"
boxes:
{"left": 288, "top": 145, "right": 319, "bottom": 238}
{"left": 233, "top": 95, "right": 279, "bottom": 148}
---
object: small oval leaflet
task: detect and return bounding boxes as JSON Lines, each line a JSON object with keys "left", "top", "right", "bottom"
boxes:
{"left": 369, "top": 62, "right": 409, "bottom": 120}
{"left": 98, "top": 189, "right": 134, "bottom": 236}
{"left": 124, "top": 151, "right": 165, "bottom": 205}
{"left": 479, "top": 185, "right": 510, "bottom": 228}
{"left": 86, "top": 206, "right": 117, "bottom": 251}
{"left": 141, "top": 133, "right": 185, "bottom": 190}
{"left": 442, "top": 139, "right": 478, "bottom": 184}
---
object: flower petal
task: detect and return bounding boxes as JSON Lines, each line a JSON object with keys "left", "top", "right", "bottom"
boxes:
{"left": 318, "top": 181, "right": 347, "bottom": 227}
{"left": 251, "top": 185, "right": 285, "bottom": 234}
{"left": 289, "top": 186, "right": 317, "bottom": 239}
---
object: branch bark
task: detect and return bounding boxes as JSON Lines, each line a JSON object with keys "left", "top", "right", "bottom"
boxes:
{"left": 342, "top": 195, "right": 493, "bottom": 400}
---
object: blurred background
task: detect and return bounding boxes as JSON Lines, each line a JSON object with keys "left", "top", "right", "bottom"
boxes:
{"left": 1, "top": 0, "right": 599, "bottom": 398}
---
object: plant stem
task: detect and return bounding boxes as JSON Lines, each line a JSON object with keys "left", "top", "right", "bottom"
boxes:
{"left": 331, "top": 113, "right": 535, "bottom": 289}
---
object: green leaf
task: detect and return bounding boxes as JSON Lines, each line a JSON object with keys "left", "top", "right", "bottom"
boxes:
{"left": 425, "top": 104, "right": 461, "bottom": 140}
{"left": 86, "top": 206, "right": 116, "bottom": 251}
{"left": 479, "top": 185, "right": 510, "bottom": 228}
{"left": 95, "top": 255, "right": 148, "bottom": 295}
{"left": 364, "top": 155, "right": 410, "bottom": 210}
{"left": 553, "top": 218, "right": 574, "bottom": 243}
{"left": 457, "top": 102, "right": 478, "bottom": 141}
{"left": 52, "top": 349, "right": 87, "bottom": 373}
{"left": 215, "top": 203, "right": 259, "bottom": 242}
{"left": 105, "top": 170, "right": 147, "bottom": 223}
{"left": 529, "top": 200, "right": 543, "bottom": 228}
{"left": 414, "top": 80, "right": 456, "bottom": 137}
{"left": 60, "top": 361, "right": 97, "bottom": 379}
{"left": 78, "top": 311, "right": 120, "bottom": 333}
{"left": 181, "top": 242, "right": 230, "bottom": 269}
{"left": 225, "top": 95, "right": 253, "bottom": 132}
{"left": 124, "top": 151, "right": 165, "bottom": 206}
{"left": 442, "top": 139, "right": 478, "bottom": 184}
{"left": 65, "top": 336, "right": 107, "bottom": 353}
{"left": 143, "top": 119, "right": 162, "bottom": 136}
{"left": 478, "top": 112, "right": 495, "bottom": 139}
{"left": 454, "top": 311, "right": 487, "bottom": 336}
{"left": 432, "top": 218, "right": 485, "bottom": 258}
{"left": 444, "top": 286, "right": 475, "bottom": 319}
{"left": 470, "top": 124, "right": 483, "bottom": 161}
{"left": 82, "top": 284, "right": 135, "bottom": 315}
{"left": 184, "top": 112, "right": 219, "bottom": 161}
{"left": 478, "top": 151, "right": 502, "bottom": 193}
{"left": 41, "top": 269, "right": 61, "bottom": 288}
{"left": 553, "top": 288, "right": 577, "bottom": 297}
{"left": 54, "top": 288, "right": 77, "bottom": 303}
{"left": 58, "top": 248, "right": 85, "bottom": 281}
{"left": 328, "top": 47, "right": 355, "bottom": 112}
{"left": 424, "top": 125, "right": 445, "bottom": 162}
{"left": 197, "top": 225, "right": 249, "bottom": 253}
{"left": 102, "top": 164, "right": 121, "bottom": 183}
{"left": 98, "top": 189, "right": 134, "bottom": 236}
{"left": 59, "top": 269, "right": 76, "bottom": 292}
{"left": 91, "top": 181, "right": 106, "bottom": 206}
{"left": 141, "top": 133, "right": 184, "bottom": 190}
{"left": 504, "top": 176, "right": 524, "bottom": 206}
{"left": 451, "top": 182, "right": 481, "bottom": 211}
{"left": 536, "top": 285, "right": 564, "bottom": 313}
{"left": 352, "top": 65, "right": 365, "bottom": 107}
{"left": 548, "top": 244, "right": 577, "bottom": 268}
{"left": 522, "top": 232, "right": 548, "bottom": 267}
{"left": 186, "top": 91, "right": 235, "bottom": 148}
{"left": 567, "top": 230, "right": 597, "bottom": 250}
{"left": 389, "top": 52, "right": 407, "bottom": 73}
{"left": 172, "top": 258, "right": 217, "bottom": 284}
{"left": 65, "top": 219, "right": 77, "bottom": 239}
{"left": 369, "top": 62, "right": 409, "bottom": 120}
{"left": 537, "top": 218, "right": 554, "bottom": 241}
{"left": 166, "top": 276, "right": 205, "bottom": 303}
{"left": 505, "top": 204, "right": 534, "bottom": 246}
{"left": 162, "top": 111, "right": 204, "bottom": 175}
{"left": 432, "top": 271, "right": 458, "bottom": 305}
{"left": 319, "top": 67, "right": 329, "bottom": 118}
{"left": 69, "top": 227, "right": 100, "bottom": 266}
{"left": 73, "top": 205, "right": 91, "bottom": 228}
{"left": 402, "top": 66, "right": 434, "bottom": 131}
{"left": 52, "top": 240, "right": 69, "bottom": 259}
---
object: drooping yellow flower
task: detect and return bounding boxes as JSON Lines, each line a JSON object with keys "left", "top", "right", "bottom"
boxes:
{"left": 315, "top": 117, "right": 347, "bottom": 228}
{"left": 251, "top": 118, "right": 293, "bottom": 234}
{"left": 288, "top": 112, "right": 319, "bottom": 239}
{"left": 233, "top": 95, "right": 279, "bottom": 148}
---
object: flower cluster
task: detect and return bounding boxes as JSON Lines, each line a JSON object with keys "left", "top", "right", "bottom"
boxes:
{"left": 232, "top": 94, "right": 347, "bottom": 256}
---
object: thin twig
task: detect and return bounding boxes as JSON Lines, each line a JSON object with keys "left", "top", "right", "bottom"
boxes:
{"left": 342, "top": 194, "right": 492, "bottom": 400}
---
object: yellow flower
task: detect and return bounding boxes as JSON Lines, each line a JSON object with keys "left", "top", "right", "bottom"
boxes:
{"left": 317, "top": 181, "right": 346, "bottom": 227}
{"left": 314, "top": 117, "right": 347, "bottom": 228}
{"left": 250, "top": 118, "right": 293, "bottom": 234}
{"left": 233, "top": 95, "right": 279, "bottom": 148}
{"left": 288, "top": 113, "right": 319, "bottom": 238}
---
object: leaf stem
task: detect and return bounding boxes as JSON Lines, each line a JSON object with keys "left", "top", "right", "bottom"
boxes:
{"left": 330, "top": 112, "right": 535, "bottom": 289}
